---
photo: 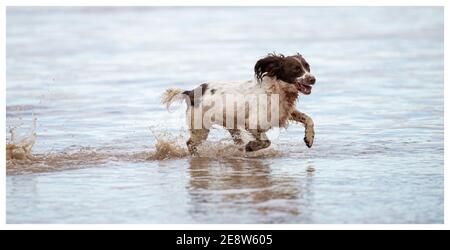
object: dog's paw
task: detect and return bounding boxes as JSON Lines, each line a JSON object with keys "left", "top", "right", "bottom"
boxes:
{"left": 304, "top": 135, "right": 314, "bottom": 148}
{"left": 245, "top": 140, "right": 271, "bottom": 152}
{"left": 245, "top": 141, "right": 258, "bottom": 152}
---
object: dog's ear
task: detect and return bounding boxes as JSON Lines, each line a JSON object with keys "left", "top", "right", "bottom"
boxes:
{"left": 254, "top": 53, "right": 284, "bottom": 82}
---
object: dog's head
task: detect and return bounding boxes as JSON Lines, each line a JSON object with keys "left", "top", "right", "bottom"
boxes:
{"left": 254, "top": 53, "right": 316, "bottom": 95}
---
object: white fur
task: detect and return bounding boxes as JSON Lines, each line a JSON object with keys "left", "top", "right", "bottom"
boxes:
{"left": 185, "top": 77, "right": 298, "bottom": 130}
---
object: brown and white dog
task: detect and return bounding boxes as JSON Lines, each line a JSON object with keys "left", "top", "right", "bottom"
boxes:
{"left": 162, "top": 53, "right": 316, "bottom": 156}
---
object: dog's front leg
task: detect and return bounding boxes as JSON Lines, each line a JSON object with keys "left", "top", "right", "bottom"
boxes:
{"left": 290, "top": 110, "right": 315, "bottom": 148}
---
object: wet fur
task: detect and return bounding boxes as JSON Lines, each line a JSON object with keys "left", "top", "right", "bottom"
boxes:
{"left": 162, "top": 53, "right": 316, "bottom": 155}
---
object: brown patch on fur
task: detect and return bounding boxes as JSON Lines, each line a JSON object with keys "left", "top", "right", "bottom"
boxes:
{"left": 183, "top": 83, "right": 209, "bottom": 107}
{"left": 254, "top": 53, "right": 308, "bottom": 84}
{"left": 293, "top": 53, "right": 311, "bottom": 72}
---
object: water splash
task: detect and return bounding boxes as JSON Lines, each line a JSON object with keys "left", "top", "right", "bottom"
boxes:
{"left": 145, "top": 130, "right": 189, "bottom": 160}
{"left": 6, "top": 123, "right": 283, "bottom": 175}
{"left": 6, "top": 118, "right": 37, "bottom": 160}
{"left": 196, "top": 140, "right": 283, "bottom": 159}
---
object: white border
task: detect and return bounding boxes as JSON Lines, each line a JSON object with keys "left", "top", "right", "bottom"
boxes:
{"left": 2, "top": 0, "right": 448, "bottom": 7}
{"left": 1, "top": 0, "right": 448, "bottom": 230}
{"left": 1, "top": 224, "right": 449, "bottom": 230}
{"left": 443, "top": 0, "right": 448, "bottom": 229}
{"left": 1, "top": 0, "right": 5, "bottom": 230}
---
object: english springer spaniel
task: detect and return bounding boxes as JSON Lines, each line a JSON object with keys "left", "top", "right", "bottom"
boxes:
{"left": 162, "top": 53, "right": 316, "bottom": 156}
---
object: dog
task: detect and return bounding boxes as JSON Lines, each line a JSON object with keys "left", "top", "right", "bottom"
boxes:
{"left": 162, "top": 53, "right": 316, "bottom": 156}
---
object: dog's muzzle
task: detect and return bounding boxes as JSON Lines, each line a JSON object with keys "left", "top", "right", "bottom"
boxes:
{"left": 303, "top": 74, "right": 316, "bottom": 85}
{"left": 296, "top": 74, "right": 316, "bottom": 95}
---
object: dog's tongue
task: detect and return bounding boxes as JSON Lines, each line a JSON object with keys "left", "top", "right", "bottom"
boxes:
{"left": 301, "top": 84, "right": 312, "bottom": 95}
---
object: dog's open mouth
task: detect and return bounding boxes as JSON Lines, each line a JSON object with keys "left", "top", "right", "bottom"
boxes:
{"left": 295, "top": 79, "right": 313, "bottom": 95}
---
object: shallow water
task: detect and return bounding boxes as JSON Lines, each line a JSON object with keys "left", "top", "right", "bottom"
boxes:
{"left": 6, "top": 7, "right": 444, "bottom": 224}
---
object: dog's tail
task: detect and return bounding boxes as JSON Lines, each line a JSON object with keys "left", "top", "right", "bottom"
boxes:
{"left": 162, "top": 88, "right": 186, "bottom": 110}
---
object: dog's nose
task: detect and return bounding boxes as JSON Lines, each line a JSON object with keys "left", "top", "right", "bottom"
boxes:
{"left": 307, "top": 75, "right": 316, "bottom": 85}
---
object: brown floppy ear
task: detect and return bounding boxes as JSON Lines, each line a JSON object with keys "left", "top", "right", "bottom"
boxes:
{"left": 254, "top": 54, "right": 284, "bottom": 82}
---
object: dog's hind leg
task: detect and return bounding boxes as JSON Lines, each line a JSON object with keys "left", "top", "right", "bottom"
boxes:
{"left": 245, "top": 129, "right": 271, "bottom": 152}
{"left": 187, "top": 129, "right": 210, "bottom": 156}
{"left": 290, "top": 109, "right": 315, "bottom": 148}
{"left": 228, "top": 129, "right": 245, "bottom": 145}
